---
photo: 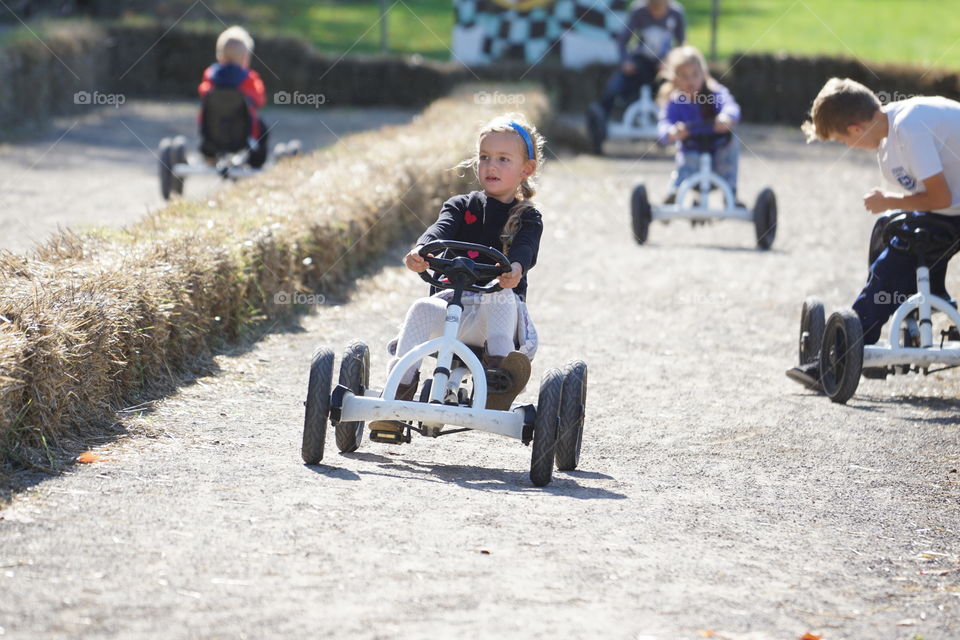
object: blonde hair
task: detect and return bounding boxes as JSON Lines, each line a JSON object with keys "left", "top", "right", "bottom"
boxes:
{"left": 801, "top": 77, "right": 881, "bottom": 142}
{"left": 457, "top": 113, "right": 545, "bottom": 255}
{"left": 657, "top": 45, "right": 718, "bottom": 103}
{"left": 216, "top": 26, "right": 254, "bottom": 65}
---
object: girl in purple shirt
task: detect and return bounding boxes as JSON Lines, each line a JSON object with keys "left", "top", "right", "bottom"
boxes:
{"left": 657, "top": 45, "right": 741, "bottom": 203}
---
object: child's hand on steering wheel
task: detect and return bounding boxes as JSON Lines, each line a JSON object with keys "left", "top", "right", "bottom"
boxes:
{"left": 497, "top": 262, "right": 523, "bottom": 289}
{"left": 405, "top": 247, "right": 430, "bottom": 273}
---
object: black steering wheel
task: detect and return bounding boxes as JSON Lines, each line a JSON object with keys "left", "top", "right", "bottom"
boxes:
{"left": 882, "top": 212, "right": 960, "bottom": 262}
{"left": 417, "top": 240, "right": 512, "bottom": 294}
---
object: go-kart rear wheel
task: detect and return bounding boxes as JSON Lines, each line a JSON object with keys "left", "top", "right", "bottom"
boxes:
{"left": 631, "top": 184, "right": 652, "bottom": 245}
{"left": 799, "top": 297, "right": 825, "bottom": 365}
{"left": 556, "top": 360, "right": 587, "bottom": 471}
{"left": 530, "top": 368, "right": 563, "bottom": 487}
{"left": 335, "top": 341, "right": 370, "bottom": 453}
{"left": 171, "top": 136, "right": 187, "bottom": 196}
{"left": 586, "top": 103, "right": 606, "bottom": 155}
{"left": 302, "top": 347, "right": 335, "bottom": 464}
{"left": 819, "top": 310, "right": 863, "bottom": 404}
{"left": 158, "top": 137, "right": 173, "bottom": 200}
{"left": 753, "top": 187, "right": 777, "bottom": 250}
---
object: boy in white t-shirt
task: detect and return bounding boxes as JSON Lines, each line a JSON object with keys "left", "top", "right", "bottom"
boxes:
{"left": 787, "top": 77, "right": 960, "bottom": 389}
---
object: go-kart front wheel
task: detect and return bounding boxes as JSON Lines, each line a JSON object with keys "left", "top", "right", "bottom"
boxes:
{"left": 158, "top": 137, "right": 174, "bottom": 200}
{"left": 799, "top": 297, "right": 825, "bottom": 365}
{"left": 819, "top": 310, "right": 863, "bottom": 404}
{"left": 335, "top": 341, "right": 370, "bottom": 453}
{"left": 171, "top": 135, "right": 187, "bottom": 196}
{"left": 302, "top": 347, "right": 335, "bottom": 464}
{"left": 556, "top": 360, "right": 587, "bottom": 471}
{"left": 631, "top": 185, "right": 652, "bottom": 245}
{"left": 753, "top": 187, "right": 777, "bottom": 250}
{"left": 530, "top": 368, "right": 562, "bottom": 487}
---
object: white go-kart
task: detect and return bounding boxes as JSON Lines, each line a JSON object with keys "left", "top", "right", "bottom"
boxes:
{"left": 798, "top": 212, "right": 960, "bottom": 403}
{"left": 158, "top": 87, "right": 302, "bottom": 200}
{"left": 586, "top": 85, "right": 660, "bottom": 155}
{"left": 300, "top": 240, "right": 588, "bottom": 487}
{"left": 630, "top": 131, "right": 777, "bottom": 249}
{"left": 157, "top": 135, "right": 301, "bottom": 201}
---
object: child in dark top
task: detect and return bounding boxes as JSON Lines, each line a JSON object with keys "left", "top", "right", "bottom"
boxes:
{"left": 198, "top": 26, "right": 269, "bottom": 168}
{"left": 657, "top": 45, "right": 741, "bottom": 203}
{"left": 381, "top": 114, "right": 545, "bottom": 421}
{"left": 596, "top": 0, "right": 686, "bottom": 123}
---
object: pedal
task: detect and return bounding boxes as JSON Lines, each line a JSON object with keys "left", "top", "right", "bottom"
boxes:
{"left": 944, "top": 325, "right": 960, "bottom": 342}
{"left": 861, "top": 366, "right": 888, "bottom": 380}
{"left": 368, "top": 420, "right": 409, "bottom": 444}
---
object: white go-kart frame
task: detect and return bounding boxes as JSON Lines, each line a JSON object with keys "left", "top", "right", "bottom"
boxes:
{"left": 798, "top": 212, "right": 960, "bottom": 404}
{"left": 587, "top": 85, "right": 660, "bottom": 155}
{"left": 630, "top": 131, "right": 777, "bottom": 250}
{"left": 300, "top": 240, "right": 588, "bottom": 487}
{"left": 158, "top": 135, "right": 302, "bottom": 201}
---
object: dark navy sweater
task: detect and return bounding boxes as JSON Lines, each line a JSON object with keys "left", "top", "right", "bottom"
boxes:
{"left": 416, "top": 191, "right": 543, "bottom": 299}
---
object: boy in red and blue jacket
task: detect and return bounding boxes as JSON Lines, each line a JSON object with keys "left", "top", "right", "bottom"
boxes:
{"left": 198, "top": 26, "right": 269, "bottom": 168}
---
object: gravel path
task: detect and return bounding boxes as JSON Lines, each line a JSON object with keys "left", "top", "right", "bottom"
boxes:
{"left": 1, "top": 124, "right": 959, "bottom": 639}
{"left": 0, "top": 100, "right": 417, "bottom": 254}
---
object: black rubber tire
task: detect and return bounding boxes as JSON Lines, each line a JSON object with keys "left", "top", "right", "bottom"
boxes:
{"left": 631, "top": 184, "right": 652, "bottom": 245}
{"left": 530, "top": 368, "right": 563, "bottom": 487}
{"left": 819, "top": 310, "right": 864, "bottom": 404}
{"left": 753, "top": 187, "right": 777, "bottom": 250}
{"left": 799, "top": 297, "right": 825, "bottom": 365}
{"left": 301, "top": 347, "right": 335, "bottom": 464}
{"left": 586, "top": 104, "right": 605, "bottom": 155}
{"left": 158, "top": 137, "right": 173, "bottom": 200}
{"left": 171, "top": 135, "right": 187, "bottom": 196}
{"left": 556, "top": 360, "right": 587, "bottom": 471}
{"left": 335, "top": 341, "right": 370, "bottom": 453}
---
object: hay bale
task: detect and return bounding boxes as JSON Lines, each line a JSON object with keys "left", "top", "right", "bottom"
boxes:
{"left": 0, "top": 86, "right": 550, "bottom": 469}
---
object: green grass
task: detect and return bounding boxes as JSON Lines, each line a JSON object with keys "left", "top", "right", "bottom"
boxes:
{"left": 119, "top": 1, "right": 960, "bottom": 68}
{"left": 683, "top": 0, "right": 960, "bottom": 70}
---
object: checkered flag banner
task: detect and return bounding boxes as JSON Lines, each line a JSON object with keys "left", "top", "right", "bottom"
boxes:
{"left": 453, "top": 0, "right": 632, "bottom": 67}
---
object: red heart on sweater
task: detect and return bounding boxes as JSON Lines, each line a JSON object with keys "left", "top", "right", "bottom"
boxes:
{"left": 464, "top": 210, "right": 477, "bottom": 224}
{"left": 467, "top": 250, "right": 480, "bottom": 259}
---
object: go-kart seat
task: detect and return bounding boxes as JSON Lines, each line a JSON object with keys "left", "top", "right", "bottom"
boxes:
{"left": 882, "top": 212, "right": 960, "bottom": 266}
{"left": 200, "top": 87, "right": 253, "bottom": 156}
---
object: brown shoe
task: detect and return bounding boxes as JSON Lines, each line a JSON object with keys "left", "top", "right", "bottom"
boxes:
{"left": 369, "top": 373, "right": 420, "bottom": 434}
{"left": 484, "top": 351, "right": 530, "bottom": 411}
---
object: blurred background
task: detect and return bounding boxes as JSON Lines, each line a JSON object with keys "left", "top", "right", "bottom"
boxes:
{"left": 3, "top": 0, "right": 956, "bottom": 68}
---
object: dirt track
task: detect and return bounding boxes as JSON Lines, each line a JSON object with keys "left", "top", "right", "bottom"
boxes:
{"left": 1, "top": 122, "right": 959, "bottom": 639}
{"left": 0, "top": 100, "right": 417, "bottom": 254}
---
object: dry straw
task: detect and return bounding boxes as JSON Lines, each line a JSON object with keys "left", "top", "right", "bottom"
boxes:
{"left": 0, "top": 86, "right": 549, "bottom": 472}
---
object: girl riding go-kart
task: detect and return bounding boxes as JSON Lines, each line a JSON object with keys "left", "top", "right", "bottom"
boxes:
{"left": 300, "top": 114, "right": 589, "bottom": 487}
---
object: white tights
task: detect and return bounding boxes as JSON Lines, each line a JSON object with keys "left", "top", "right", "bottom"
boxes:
{"left": 387, "top": 290, "right": 519, "bottom": 384}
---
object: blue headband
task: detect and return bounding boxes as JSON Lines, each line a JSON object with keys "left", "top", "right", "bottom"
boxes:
{"left": 509, "top": 122, "right": 535, "bottom": 159}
